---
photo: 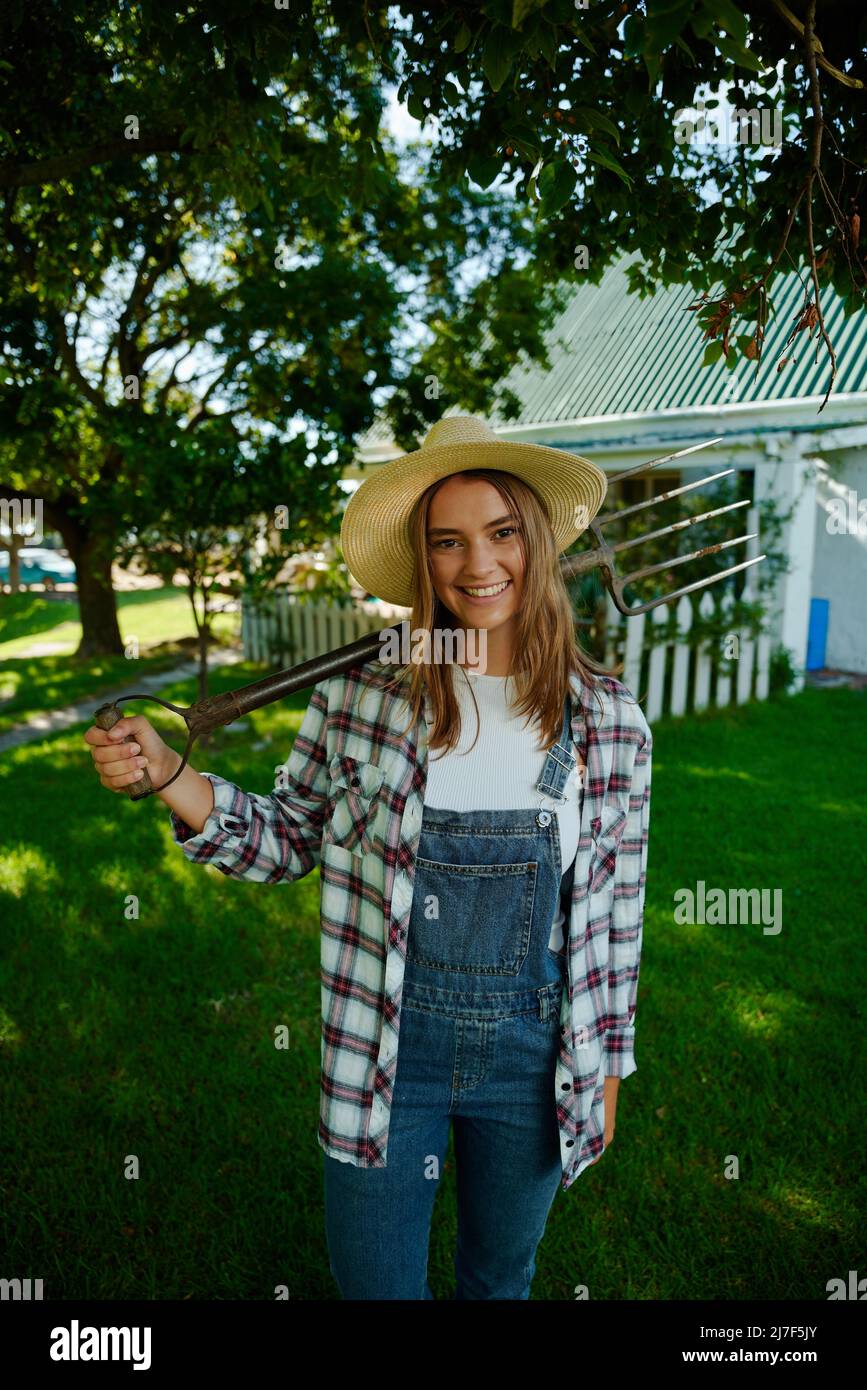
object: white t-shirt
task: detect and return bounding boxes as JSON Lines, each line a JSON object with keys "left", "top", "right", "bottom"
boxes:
{"left": 423, "top": 668, "right": 582, "bottom": 953}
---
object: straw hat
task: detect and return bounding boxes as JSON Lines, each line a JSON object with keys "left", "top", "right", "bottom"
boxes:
{"left": 340, "top": 415, "right": 608, "bottom": 606}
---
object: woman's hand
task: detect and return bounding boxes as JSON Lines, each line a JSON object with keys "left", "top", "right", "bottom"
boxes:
{"left": 84, "top": 715, "right": 177, "bottom": 793}
{"left": 588, "top": 1075, "right": 619, "bottom": 1164}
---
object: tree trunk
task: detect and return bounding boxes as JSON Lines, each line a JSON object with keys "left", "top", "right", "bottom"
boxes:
{"left": 70, "top": 531, "right": 123, "bottom": 657}
{"left": 0, "top": 489, "right": 123, "bottom": 653}
{"left": 198, "top": 617, "right": 210, "bottom": 702}
{"left": 9, "top": 539, "right": 21, "bottom": 593}
{"left": 1, "top": 535, "right": 25, "bottom": 593}
{"left": 185, "top": 580, "right": 211, "bottom": 704}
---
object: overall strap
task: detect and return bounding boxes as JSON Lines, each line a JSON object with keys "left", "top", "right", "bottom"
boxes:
{"left": 533, "top": 692, "right": 576, "bottom": 829}
{"left": 535, "top": 692, "right": 580, "bottom": 915}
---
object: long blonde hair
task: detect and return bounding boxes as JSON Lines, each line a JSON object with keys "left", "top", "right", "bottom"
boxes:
{"left": 375, "top": 468, "right": 618, "bottom": 753}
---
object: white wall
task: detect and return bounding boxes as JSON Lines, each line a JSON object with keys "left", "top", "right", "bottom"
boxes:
{"left": 755, "top": 448, "right": 817, "bottom": 692}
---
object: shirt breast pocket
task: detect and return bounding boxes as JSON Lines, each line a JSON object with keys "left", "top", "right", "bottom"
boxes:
{"left": 588, "top": 804, "right": 629, "bottom": 896}
{"left": 325, "top": 754, "right": 386, "bottom": 858}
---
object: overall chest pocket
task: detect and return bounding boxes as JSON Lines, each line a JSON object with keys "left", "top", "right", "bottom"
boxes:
{"left": 406, "top": 857, "right": 538, "bottom": 976}
{"left": 325, "top": 754, "right": 386, "bottom": 858}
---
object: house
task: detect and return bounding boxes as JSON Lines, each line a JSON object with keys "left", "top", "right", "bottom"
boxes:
{"left": 346, "top": 256, "right": 867, "bottom": 683}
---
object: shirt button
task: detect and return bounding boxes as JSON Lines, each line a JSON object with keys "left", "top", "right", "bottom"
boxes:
{"left": 565, "top": 1139, "right": 575, "bottom": 1148}
{"left": 560, "top": 1082, "right": 572, "bottom": 1091}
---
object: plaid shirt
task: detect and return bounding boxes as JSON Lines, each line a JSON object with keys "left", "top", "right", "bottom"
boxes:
{"left": 170, "top": 658, "right": 652, "bottom": 1192}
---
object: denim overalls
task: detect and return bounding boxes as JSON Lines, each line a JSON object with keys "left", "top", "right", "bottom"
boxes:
{"left": 323, "top": 695, "right": 579, "bottom": 1301}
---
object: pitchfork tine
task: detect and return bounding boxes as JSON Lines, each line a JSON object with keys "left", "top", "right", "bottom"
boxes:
{"left": 596, "top": 467, "right": 736, "bottom": 526}
{"left": 620, "top": 532, "right": 759, "bottom": 586}
{"left": 605, "top": 437, "right": 723, "bottom": 486}
{"left": 610, "top": 554, "right": 766, "bottom": 617}
{"left": 564, "top": 433, "right": 769, "bottom": 616}
{"left": 610, "top": 498, "right": 752, "bottom": 554}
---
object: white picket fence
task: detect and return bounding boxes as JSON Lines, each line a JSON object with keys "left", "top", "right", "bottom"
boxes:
{"left": 244, "top": 570, "right": 772, "bottom": 721}
{"left": 606, "top": 510, "right": 772, "bottom": 718}
{"left": 604, "top": 588, "right": 772, "bottom": 721}
{"left": 241, "top": 593, "right": 388, "bottom": 667}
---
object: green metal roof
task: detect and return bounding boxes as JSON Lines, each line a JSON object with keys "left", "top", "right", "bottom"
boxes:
{"left": 486, "top": 255, "right": 867, "bottom": 425}
{"left": 358, "top": 255, "right": 867, "bottom": 452}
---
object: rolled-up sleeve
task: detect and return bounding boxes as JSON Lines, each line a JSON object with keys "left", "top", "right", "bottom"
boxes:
{"left": 169, "top": 680, "right": 330, "bottom": 884}
{"left": 603, "top": 726, "right": 652, "bottom": 1079}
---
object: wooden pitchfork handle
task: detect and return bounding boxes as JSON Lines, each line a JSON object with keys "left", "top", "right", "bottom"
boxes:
{"left": 93, "top": 435, "right": 765, "bottom": 801}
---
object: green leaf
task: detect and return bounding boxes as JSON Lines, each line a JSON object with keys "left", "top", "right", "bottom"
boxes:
{"left": 538, "top": 159, "right": 577, "bottom": 216}
{"left": 512, "top": 0, "right": 547, "bottom": 26}
{"left": 454, "top": 21, "right": 473, "bottom": 52}
{"left": 737, "top": 335, "right": 755, "bottom": 353}
{"left": 623, "top": 13, "right": 644, "bottom": 59}
{"left": 703, "top": 0, "right": 748, "bottom": 46}
{"left": 714, "top": 33, "right": 767, "bottom": 73}
{"left": 441, "top": 80, "right": 462, "bottom": 107}
{"left": 703, "top": 341, "right": 724, "bottom": 365}
{"left": 689, "top": 7, "right": 715, "bottom": 39}
{"left": 503, "top": 119, "right": 541, "bottom": 156}
{"left": 482, "top": 25, "right": 519, "bottom": 91}
{"left": 261, "top": 128, "right": 282, "bottom": 161}
{"left": 537, "top": 22, "right": 557, "bottom": 67}
{"left": 645, "top": 0, "right": 694, "bottom": 50}
{"left": 586, "top": 146, "right": 633, "bottom": 188}
{"left": 644, "top": 50, "right": 662, "bottom": 88}
{"left": 725, "top": 345, "right": 739, "bottom": 368}
{"left": 235, "top": 181, "right": 260, "bottom": 213}
{"left": 482, "top": 0, "right": 513, "bottom": 21}
{"left": 407, "top": 91, "right": 427, "bottom": 122}
{"left": 466, "top": 152, "right": 503, "bottom": 189}
{"left": 573, "top": 106, "right": 621, "bottom": 146}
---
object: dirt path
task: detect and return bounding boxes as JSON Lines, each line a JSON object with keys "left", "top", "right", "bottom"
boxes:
{"left": 0, "top": 648, "right": 246, "bottom": 754}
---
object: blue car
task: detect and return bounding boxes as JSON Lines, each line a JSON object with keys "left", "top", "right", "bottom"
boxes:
{"left": 0, "top": 547, "right": 77, "bottom": 590}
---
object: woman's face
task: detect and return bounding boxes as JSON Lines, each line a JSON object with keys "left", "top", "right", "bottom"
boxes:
{"left": 425, "top": 475, "right": 525, "bottom": 634}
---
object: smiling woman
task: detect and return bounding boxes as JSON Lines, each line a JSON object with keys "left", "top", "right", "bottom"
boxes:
{"left": 314, "top": 414, "right": 654, "bottom": 1299}
{"left": 83, "top": 412, "right": 654, "bottom": 1303}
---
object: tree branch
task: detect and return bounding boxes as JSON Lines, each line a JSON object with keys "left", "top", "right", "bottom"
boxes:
{"left": 802, "top": 0, "right": 836, "bottom": 411}
{"left": 767, "top": 0, "right": 864, "bottom": 88}
{"left": 184, "top": 356, "right": 245, "bottom": 427}
{"left": 0, "top": 132, "right": 222, "bottom": 190}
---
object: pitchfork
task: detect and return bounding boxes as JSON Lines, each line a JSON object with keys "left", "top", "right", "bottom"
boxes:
{"left": 92, "top": 436, "right": 765, "bottom": 799}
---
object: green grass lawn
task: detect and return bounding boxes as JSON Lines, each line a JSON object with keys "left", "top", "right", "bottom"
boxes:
{"left": 0, "top": 585, "right": 238, "bottom": 658}
{"left": 0, "top": 587, "right": 239, "bottom": 734}
{"left": 0, "top": 668, "right": 864, "bottom": 1300}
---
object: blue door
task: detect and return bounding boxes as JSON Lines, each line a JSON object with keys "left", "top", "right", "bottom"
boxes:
{"left": 806, "top": 597, "right": 829, "bottom": 670}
